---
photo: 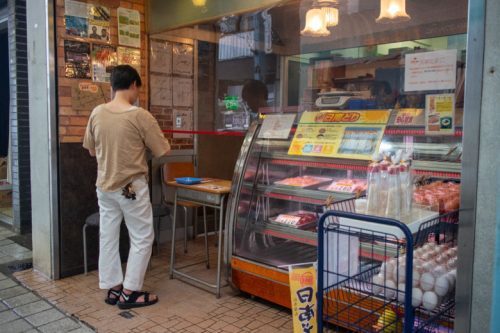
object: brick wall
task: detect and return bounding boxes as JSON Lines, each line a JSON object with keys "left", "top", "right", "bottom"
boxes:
{"left": 55, "top": 0, "right": 148, "bottom": 143}
{"left": 8, "top": 0, "right": 31, "bottom": 234}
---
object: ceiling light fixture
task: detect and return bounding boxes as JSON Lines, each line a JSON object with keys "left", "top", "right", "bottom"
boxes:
{"left": 301, "top": 7, "right": 330, "bottom": 37}
{"left": 192, "top": 0, "right": 207, "bottom": 7}
{"left": 376, "top": 0, "right": 411, "bottom": 23}
{"left": 317, "top": 0, "right": 339, "bottom": 27}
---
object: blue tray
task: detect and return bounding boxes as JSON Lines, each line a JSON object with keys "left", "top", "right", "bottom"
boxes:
{"left": 175, "top": 177, "right": 202, "bottom": 185}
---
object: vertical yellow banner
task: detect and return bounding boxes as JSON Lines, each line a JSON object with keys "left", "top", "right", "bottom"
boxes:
{"left": 289, "top": 264, "right": 318, "bottom": 333}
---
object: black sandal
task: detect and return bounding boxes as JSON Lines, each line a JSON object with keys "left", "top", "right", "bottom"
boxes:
{"left": 105, "top": 287, "right": 122, "bottom": 305}
{"left": 117, "top": 291, "right": 158, "bottom": 309}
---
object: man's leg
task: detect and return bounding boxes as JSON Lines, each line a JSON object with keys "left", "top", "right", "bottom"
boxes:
{"left": 97, "top": 189, "right": 124, "bottom": 289}
{"left": 120, "top": 177, "right": 155, "bottom": 291}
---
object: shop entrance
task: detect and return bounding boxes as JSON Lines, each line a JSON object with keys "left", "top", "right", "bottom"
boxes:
{"left": 0, "top": 21, "right": 12, "bottom": 224}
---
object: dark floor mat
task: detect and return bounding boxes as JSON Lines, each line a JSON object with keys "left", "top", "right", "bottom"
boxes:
{"left": 7, "top": 233, "right": 32, "bottom": 250}
{"left": 7, "top": 261, "right": 33, "bottom": 273}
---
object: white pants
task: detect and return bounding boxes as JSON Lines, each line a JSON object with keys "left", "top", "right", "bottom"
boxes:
{"left": 97, "top": 177, "right": 154, "bottom": 291}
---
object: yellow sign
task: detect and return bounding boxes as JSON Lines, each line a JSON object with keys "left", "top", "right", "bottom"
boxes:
{"left": 288, "top": 111, "right": 390, "bottom": 160}
{"left": 289, "top": 264, "right": 318, "bottom": 333}
{"left": 425, "top": 94, "right": 455, "bottom": 135}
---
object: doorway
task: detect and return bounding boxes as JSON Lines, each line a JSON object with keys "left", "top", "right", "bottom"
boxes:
{"left": 0, "top": 22, "right": 12, "bottom": 223}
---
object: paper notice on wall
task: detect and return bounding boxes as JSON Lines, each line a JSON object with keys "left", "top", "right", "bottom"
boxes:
{"left": 118, "top": 7, "right": 141, "bottom": 48}
{"left": 172, "top": 77, "right": 193, "bottom": 107}
{"left": 404, "top": 50, "right": 458, "bottom": 92}
{"left": 172, "top": 43, "right": 194, "bottom": 76}
{"left": 258, "top": 114, "right": 296, "bottom": 139}
{"left": 71, "top": 82, "right": 110, "bottom": 111}
{"left": 150, "top": 74, "right": 172, "bottom": 106}
{"left": 64, "top": 40, "right": 91, "bottom": 79}
{"left": 425, "top": 94, "right": 455, "bottom": 135}
{"left": 91, "top": 44, "right": 117, "bottom": 83}
{"left": 117, "top": 46, "right": 141, "bottom": 73}
{"left": 173, "top": 109, "right": 193, "bottom": 138}
{"left": 65, "top": 0, "right": 88, "bottom": 17}
{"left": 150, "top": 40, "right": 172, "bottom": 74}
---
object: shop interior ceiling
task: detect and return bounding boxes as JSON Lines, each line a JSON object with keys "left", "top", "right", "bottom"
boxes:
{"left": 150, "top": 0, "right": 467, "bottom": 57}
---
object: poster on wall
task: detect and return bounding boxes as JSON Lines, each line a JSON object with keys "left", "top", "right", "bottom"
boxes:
{"left": 172, "top": 44, "right": 194, "bottom": 76}
{"left": 88, "top": 5, "right": 111, "bottom": 42}
{"left": 65, "top": 0, "right": 88, "bottom": 37}
{"left": 117, "top": 7, "right": 141, "bottom": 48}
{"left": 172, "top": 77, "right": 193, "bottom": 107}
{"left": 404, "top": 50, "right": 458, "bottom": 92}
{"left": 91, "top": 44, "right": 117, "bottom": 83}
{"left": 71, "top": 82, "right": 111, "bottom": 111}
{"left": 173, "top": 109, "right": 193, "bottom": 139}
{"left": 150, "top": 40, "right": 172, "bottom": 74}
{"left": 150, "top": 74, "right": 172, "bottom": 106}
{"left": 117, "top": 46, "right": 141, "bottom": 73}
{"left": 425, "top": 94, "right": 455, "bottom": 135}
{"left": 64, "top": 40, "right": 91, "bottom": 79}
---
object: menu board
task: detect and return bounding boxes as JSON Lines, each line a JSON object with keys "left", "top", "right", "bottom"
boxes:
{"left": 288, "top": 111, "right": 390, "bottom": 160}
{"left": 425, "top": 94, "right": 455, "bottom": 135}
{"left": 259, "top": 114, "right": 296, "bottom": 139}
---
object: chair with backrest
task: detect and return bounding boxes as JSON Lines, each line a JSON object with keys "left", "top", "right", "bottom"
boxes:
{"left": 161, "top": 162, "right": 209, "bottom": 262}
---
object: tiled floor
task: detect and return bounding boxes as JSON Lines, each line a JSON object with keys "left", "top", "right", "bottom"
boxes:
{"left": 0, "top": 224, "right": 93, "bottom": 333}
{"left": 14, "top": 236, "right": 294, "bottom": 333}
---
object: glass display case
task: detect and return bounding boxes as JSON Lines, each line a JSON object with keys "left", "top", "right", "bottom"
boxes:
{"left": 226, "top": 105, "right": 462, "bottom": 307}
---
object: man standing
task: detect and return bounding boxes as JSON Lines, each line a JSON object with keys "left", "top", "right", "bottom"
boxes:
{"left": 83, "top": 65, "right": 170, "bottom": 309}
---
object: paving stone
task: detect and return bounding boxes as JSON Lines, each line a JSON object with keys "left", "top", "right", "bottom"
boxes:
{"left": 0, "top": 239, "right": 14, "bottom": 246}
{"left": 0, "top": 244, "right": 31, "bottom": 257}
{"left": 0, "top": 278, "right": 18, "bottom": 290}
{"left": 0, "top": 309, "right": 20, "bottom": 324}
{"left": 69, "top": 327, "right": 96, "bottom": 333}
{"left": 0, "top": 272, "right": 8, "bottom": 280}
{"left": 4, "top": 293, "right": 41, "bottom": 308}
{"left": 0, "top": 286, "right": 30, "bottom": 300}
{"left": 12, "top": 252, "right": 33, "bottom": 261}
{"left": 0, "top": 302, "right": 7, "bottom": 311}
{"left": 25, "top": 308, "right": 65, "bottom": 327}
{"left": 24, "top": 330, "right": 39, "bottom": 333}
{"left": 1, "top": 318, "right": 34, "bottom": 333}
{"left": 38, "top": 318, "right": 82, "bottom": 333}
{"left": 14, "top": 300, "right": 52, "bottom": 317}
{"left": 0, "top": 256, "right": 17, "bottom": 264}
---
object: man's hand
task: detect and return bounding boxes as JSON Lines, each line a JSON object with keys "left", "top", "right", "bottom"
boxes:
{"left": 88, "top": 148, "right": 96, "bottom": 157}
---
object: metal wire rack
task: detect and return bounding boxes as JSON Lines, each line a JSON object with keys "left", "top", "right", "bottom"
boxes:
{"left": 318, "top": 202, "right": 458, "bottom": 333}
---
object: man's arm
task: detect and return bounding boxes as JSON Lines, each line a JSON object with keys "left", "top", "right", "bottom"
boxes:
{"left": 88, "top": 148, "right": 96, "bottom": 157}
{"left": 83, "top": 115, "right": 96, "bottom": 157}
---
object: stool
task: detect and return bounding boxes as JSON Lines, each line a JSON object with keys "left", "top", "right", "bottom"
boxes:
{"left": 83, "top": 212, "right": 100, "bottom": 275}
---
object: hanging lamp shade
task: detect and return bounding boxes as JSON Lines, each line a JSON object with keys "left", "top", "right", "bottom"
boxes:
{"left": 192, "top": 0, "right": 207, "bottom": 7}
{"left": 376, "top": 0, "right": 411, "bottom": 23}
{"left": 301, "top": 8, "right": 330, "bottom": 37}
{"left": 321, "top": 6, "right": 339, "bottom": 27}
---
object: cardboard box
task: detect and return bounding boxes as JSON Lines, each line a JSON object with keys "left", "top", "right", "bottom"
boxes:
{"left": 0, "top": 190, "right": 11, "bottom": 208}
{"left": 0, "top": 157, "right": 6, "bottom": 180}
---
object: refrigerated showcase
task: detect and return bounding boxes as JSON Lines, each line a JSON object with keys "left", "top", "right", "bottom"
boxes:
{"left": 225, "top": 109, "right": 462, "bottom": 308}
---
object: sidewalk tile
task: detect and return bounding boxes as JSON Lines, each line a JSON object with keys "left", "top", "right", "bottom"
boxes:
{"left": 39, "top": 318, "right": 82, "bottom": 333}
{"left": 25, "top": 308, "right": 65, "bottom": 327}
{"left": 14, "top": 300, "right": 52, "bottom": 317}
{"left": 0, "top": 286, "right": 30, "bottom": 300}
{"left": 0, "top": 310, "right": 20, "bottom": 324}
{"left": 1, "top": 318, "right": 33, "bottom": 333}
{"left": 4, "top": 293, "right": 41, "bottom": 308}
{"left": 0, "top": 279, "right": 18, "bottom": 290}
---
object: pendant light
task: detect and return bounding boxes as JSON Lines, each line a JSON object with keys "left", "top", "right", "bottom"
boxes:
{"left": 318, "top": 0, "right": 339, "bottom": 27}
{"left": 376, "top": 0, "right": 411, "bottom": 23}
{"left": 301, "top": 7, "right": 330, "bottom": 37}
{"left": 192, "top": 0, "right": 207, "bottom": 7}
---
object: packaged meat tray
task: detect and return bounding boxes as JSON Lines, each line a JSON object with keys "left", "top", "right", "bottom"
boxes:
{"left": 319, "top": 178, "right": 367, "bottom": 194}
{"left": 270, "top": 211, "right": 317, "bottom": 229}
{"left": 274, "top": 176, "right": 332, "bottom": 188}
{"left": 413, "top": 181, "right": 460, "bottom": 213}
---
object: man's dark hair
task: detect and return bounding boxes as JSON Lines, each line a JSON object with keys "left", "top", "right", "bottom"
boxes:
{"left": 110, "top": 65, "right": 142, "bottom": 91}
{"left": 242, "top": 79, "right": 268, "bottom": 102}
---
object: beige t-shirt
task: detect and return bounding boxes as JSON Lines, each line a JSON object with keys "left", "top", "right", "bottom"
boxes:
{"left": 83, "top": 105, "right": 170, "bottom": 192}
